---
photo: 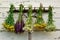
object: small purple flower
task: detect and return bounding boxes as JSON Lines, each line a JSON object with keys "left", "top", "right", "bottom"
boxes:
{"left": 14, "top": 20, "right": 25, "bottom": 33}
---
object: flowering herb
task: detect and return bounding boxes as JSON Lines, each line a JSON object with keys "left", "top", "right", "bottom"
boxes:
{"left": 23, "top": 5, "right": 33, "bottom": 32}
{"left": 45, "top": 6, "right": 56, "bottom": 32}
{"left": 3, "top": 4, "right": 15, "bottom": 32}
{"left": 14, "top": 4, "right": 25, "bottom": 33}
{"left": 33, "top": 4, "right": 46, "bottom": 31}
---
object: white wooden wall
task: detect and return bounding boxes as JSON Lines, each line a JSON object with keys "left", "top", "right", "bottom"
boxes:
{"left": 0, "top": 0, "right": 60, "bottom": 40}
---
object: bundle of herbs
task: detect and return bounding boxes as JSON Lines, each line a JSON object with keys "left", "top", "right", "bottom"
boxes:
{"left": 33, "top": 4, "right": 46, "bottom": 31}
{"left": 45, "top": 6, "right": 56, "bottom": 32}
{"left": 23, "top": 5, "right": 33, "bottom": 32}
{"left": 14, "top": 4, "right": 25, "bottom": 33}
{"left": 3, "top": 4, "right": 15, "bottom": 32}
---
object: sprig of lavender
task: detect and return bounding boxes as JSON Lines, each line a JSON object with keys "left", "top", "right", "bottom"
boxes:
{"left": 14, "top": 4, "right": 25, "bottom": 33}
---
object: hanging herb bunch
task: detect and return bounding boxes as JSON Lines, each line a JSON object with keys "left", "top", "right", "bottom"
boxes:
{"left": 23, "top": 5, "right": 33, "bottom": 32}
{"left": 45, "top": 6, "right": 56, "bottom": 32}
{"left": 3, "top": 4, "right": 15, "bottom": 32}
{"left": 33, "top": 4, "right": 46, "bottom": 31}
{"left": 14, "top": 4, "right": 25, "bottom": 33}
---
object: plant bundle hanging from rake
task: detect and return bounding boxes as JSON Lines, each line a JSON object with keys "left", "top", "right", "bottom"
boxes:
{"left": 33, "top": 4, "right": 46, "bottom": 31}
{"left": 2, "top": 4, "right": 15, "bottom": 32}
{"left": 14, "top": 4, "right": 25, "bottom": 33}
{"left": 23, "top": 5, "right": 33, "bottom": 32}
{"left": 45, "top": 6, "right": 56, "bottom": 32}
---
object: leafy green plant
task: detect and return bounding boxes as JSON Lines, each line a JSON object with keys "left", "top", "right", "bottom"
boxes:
{"left": 45, "top": 6, "right": 56, "bottom": 32}
{"left": 23, "top": 5, "right": 33, "bottom": 32}
{"left": 33, "top": 4, "right": 46, "bottom": 31}
{"left": 3, "top": 4, "right": 15, "bottom": 32}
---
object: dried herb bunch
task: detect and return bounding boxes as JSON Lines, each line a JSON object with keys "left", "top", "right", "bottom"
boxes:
{"left": 23, "top": 5, "right": 33, "bottom": 32}
{"left": 14, "top": 4, "right": 25, "bottom": 33}
{"left": 33, "top": 4, "right": 46, "bottom": 31}
{"left": 3, "top": 4, "right": 15, "bottom": 32}
{"left": 45, "top": 6, "right": 56, "bottom": 32}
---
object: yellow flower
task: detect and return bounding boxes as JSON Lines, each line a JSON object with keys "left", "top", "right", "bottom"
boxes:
{"left": 2, "top": 23, "right": 5, "bottom": 25}
{"left": 23, "top": 27, "right": 28, "bottom": 31}
{"left": 3, "top": 23, "right": 15, "bottom": 32}
{"left": 9, "top": 26, "right": 14, "bottom": 29}
{"left": 23, "top": 26, "right": 32, "bottom": 32}
{"left": 41, "top": 23, "right": 46, "bottom": 27}
{"left": 34, "top": 24, "right": 36, "bottom": 27}
{"left": 33, "top": 23, "right": 46, "bottom": 30}
{"left": 5, "top": 25, "right": 10, "bottom": 29}
{"left": 39, "top": 25, "right": 43, "bottom": 28}
{"left": 10, "top": 29, "right": 15, "bottom": 32}
{"left": 34, "top": 24, "right": 40, "bottom": 27}
{"left": 7, "top": 25, "right": 10, "bottom": 27}
{"left": 27, "top": 27, "right": 32, "bottom": 32}
{"left": 4, "top": 25, "right": 7, "bottom": 28}
{"left": 6, "top": 27, "right": 9, "bottom": 29}
{"left": 38, "top": 16, "right": 42, "bottom": 18}
{"left": 26, "top": 27, "right": 30, "bottom": 30}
